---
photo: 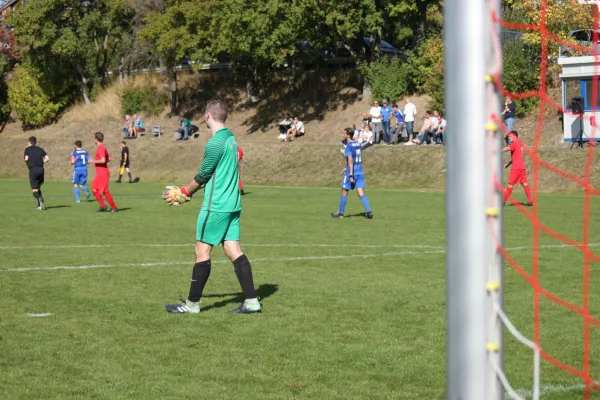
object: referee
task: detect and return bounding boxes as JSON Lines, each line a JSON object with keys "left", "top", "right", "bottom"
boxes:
{"left": 24, "top": 136, "right": 49, "bottom": 210}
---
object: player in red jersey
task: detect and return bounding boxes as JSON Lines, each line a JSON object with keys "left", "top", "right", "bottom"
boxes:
{"left": 503, "top": 131, "right": 533, "bottom": 206}
{"left": 237, "top": 145, "right": 245, "bottom": 195}
{"left": 89, "top": 132, "right": 118, "bottom": 212}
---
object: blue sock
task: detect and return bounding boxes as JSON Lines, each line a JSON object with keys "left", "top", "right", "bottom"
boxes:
{"left": 81, "top": 184, "right": 88, "bottom": 192}
{"left": 359, "top": 195, "right": 371, "bottom": 212}
{"left": 338, "top": 195, "right": 347, "bottom": 215}
{"left": 74, "top": 186, "right": 80, "bottom": 201}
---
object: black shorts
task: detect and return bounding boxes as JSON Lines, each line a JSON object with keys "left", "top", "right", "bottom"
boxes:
{"left": 121, "top": 160, "right": 130, "bottom": 168}
{"left": 29, "top": 167, "right": 44, "bottom": 190}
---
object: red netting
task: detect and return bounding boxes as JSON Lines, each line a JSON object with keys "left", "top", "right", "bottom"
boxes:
{"left": 491, "top": 2, "right": 600, "bottom": 398}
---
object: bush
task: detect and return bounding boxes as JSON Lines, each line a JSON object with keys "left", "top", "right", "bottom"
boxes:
{"left": 7, "top": 65, "right": 61, "bottom": 127}
{"left": 120, "top": 86, "right": 167, "bottom": 116}
{"left": 502, "top": 39, "right": 541, "bottom": 118}
{"left": 405, "top": 36, "right": 445, "bottom": 111}
{"left": 359, "top": 56, "right": 412, "bottom": 104}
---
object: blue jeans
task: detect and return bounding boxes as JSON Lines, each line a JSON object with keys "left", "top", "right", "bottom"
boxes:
{"left": 505, "top": 117, "right": 515, "bottom": 132}
{"left": 406, "top": 121, "right": 414, "bottom": 138}
{"left": 177, "top": 127, "right": 189, "bottom": 140}
{"left": 382, "top": 120, "right": 391, "bottom": 144}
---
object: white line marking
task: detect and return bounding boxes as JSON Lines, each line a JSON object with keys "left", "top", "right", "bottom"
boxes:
{"left": 26, "top": 313, "right": 53, "bottom": 317}
{"left": 0, "top": 243, "right": 444, "bottom": 250}
{"left": 510, "top": 384, "right": 585, "bottom": 399}
{"left": 1, "top": 250, "right": 446, "bottom": 272}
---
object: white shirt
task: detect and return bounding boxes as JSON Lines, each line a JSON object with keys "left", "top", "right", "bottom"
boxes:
{"left": 295, "top": 121, "right": 305, "bottom": 133}
{"left": 430, "top": 117, "right": 440, "bottom": 129}
{"left": 361, "top": 129, "right": 374, "bottom": 144}
{"left": 404, "top": 102, "right": 417, "bottom": 122}
{"left": 438, "top": 119, "right": 447, "bottom": 130}
{"left": 370, "top": 106, "right": 382, "bottom": 123}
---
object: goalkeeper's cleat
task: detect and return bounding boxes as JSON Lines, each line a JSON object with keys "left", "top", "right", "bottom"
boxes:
{"left": 165, "top": 297, "right": 200, "bottom": 314}
{"left": 331, "top": 212, "right": 344, "bottom": 219}
{"left": 110, "top": 208, "right": 118, "bottom": 213}
{"left": 97, "top": 206, "right": 108, "bottom": 212}
{"left": 365, "top": 211, "right": 374, "bottom": 219}
{"left": 228, "top": 300, "right": 262, "bottom": 314}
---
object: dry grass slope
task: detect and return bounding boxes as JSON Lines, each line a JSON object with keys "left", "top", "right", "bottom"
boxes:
{"left": 0, "top": 70, "right": 595, "bottom": 192}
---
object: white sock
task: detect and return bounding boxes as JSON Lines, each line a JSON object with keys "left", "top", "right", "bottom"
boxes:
{"left": 186, "top": 300, "right": 200, "bottom": 309}
{"left": 245, "top": 298, "right": 259, "bottom": 306}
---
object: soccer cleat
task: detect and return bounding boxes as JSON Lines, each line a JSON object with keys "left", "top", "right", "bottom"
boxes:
{"left": 526, "top": 202, "right": 534, "bottom": 207}
{"left": 39, "top": 201, "right": 46, "bottom": 210}
{"left": 365, "top": 211, "right": 374, "bottom": 219}
{"left": 115, "top": 180, "right": 121, "bottom": 183}
{"left": 75, "top": 200, "right": 81, "bottom": 203}
{"left": 165, "top": 298, "right": 201, "bottom": 314}
{"left": 228, "top": 301, "right": 262, "bottom": 314}
{"left": 331, "top": 212, "right": 344, "bottom": 219}
{"left": 240, "top": 190, "right": 245, "bottom": 196}
{"left": 97, "top": 206, "right": 108, "bottom": 212}
{"left": 36, "top": 206, "right": 42, "bottom": 211}
{"left": 85, "top": 191, "right": 91, "bottom": 200}
{"left": 110, "top": 208, "right": 118, "bottom": 213}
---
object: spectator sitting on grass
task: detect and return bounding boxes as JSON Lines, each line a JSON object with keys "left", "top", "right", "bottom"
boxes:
{"left": 123, "top": 115, "right": 133, "bottom": 139}
{"left": 360, "top": 123, "right": 374, "bottom": 150}
{"left": 278, "top": 117, "right": 293, "bottom": 140}
{"left": 176, "top": 114, "right": 192, "bottom": 140}
{"left": 133, "top": 114, "right": 145, "bottom": 136}
{"left": 407, "top": 110, "right": 433, "bottom": 145}
{"left": 433, "top": 113, "right": 447, "bottom": 145}
{"left": 283, "top": 117, "right": 305, "bottom": 142}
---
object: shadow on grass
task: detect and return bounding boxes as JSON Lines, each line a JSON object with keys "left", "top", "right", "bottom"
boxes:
{"left": 201, "top": 283, "right": 279, "bottom": 312}
{"left": 178, "top": 68, "right": 363, "bottom": 135}
{"left": 45, "top": 205, "right": 71, "bottom": 210}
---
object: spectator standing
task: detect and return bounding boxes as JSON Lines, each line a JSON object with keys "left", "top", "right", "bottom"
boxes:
{"left": 369, "top": 100, "right": 382, "bottom": 144}
{"left": 177, "top": 114, "right": 192, "bottom": 140}
{"left": 380, "top": 99, "right": 393, "bottom": 145}
{"left": 404, "top": 97, "right": 417, "bottom": 142}
{"left": 503, "top": 96, "right": 516, "bottom": 131}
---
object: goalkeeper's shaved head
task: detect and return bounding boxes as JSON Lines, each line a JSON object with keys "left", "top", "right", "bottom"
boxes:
{"left": 205, "top": 100, "right": 229, "bottom": 123}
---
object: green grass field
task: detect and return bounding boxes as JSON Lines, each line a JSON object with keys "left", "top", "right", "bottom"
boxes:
{"left": 1, "top": 180, "right": 600, "bottom": 399}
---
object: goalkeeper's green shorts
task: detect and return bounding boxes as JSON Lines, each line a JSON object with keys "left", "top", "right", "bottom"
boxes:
{"left": 196, "top": 210, "right": 241, "bottom": 245}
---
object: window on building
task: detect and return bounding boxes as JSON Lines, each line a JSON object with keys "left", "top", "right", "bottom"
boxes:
{"left": 584, "top": 79, "right": 600, "bottom": 109}
{"left": 565, "top": 80, "right": 581, "bottom": 110}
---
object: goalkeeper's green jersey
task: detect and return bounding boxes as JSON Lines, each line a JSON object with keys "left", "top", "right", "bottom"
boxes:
{"left": 194, "top": 128, "right": 241, "bottom": 212}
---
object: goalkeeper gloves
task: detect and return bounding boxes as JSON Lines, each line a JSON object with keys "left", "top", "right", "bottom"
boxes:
{"left": 162, "top": 185, "right": 191, "bottom": 206}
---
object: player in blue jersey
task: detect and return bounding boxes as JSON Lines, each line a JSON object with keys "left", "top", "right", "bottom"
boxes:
{"left": 331, "top": 128, "right": 373, "bottom": 219}
{"left": 71, "top": 140, "right": 91, "bottom": 203}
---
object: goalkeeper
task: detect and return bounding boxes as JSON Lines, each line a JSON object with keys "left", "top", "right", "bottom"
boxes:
{"left": 163, "top": 100, "right": 261, "bottom": 314}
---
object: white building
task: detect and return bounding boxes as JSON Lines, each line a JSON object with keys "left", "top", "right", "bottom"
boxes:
{"left": 558, "top": 56, "right": 600, "bottom": 143}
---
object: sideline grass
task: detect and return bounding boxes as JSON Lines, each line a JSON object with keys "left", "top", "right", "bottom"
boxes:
{"left": 1, "top": 180, "right": 599, "bottom": 399}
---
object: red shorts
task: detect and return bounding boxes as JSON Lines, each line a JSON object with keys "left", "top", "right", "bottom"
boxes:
{"left": 92, "top": 170, "right": 110, "bottom": 193}
{"left": 508, "top": 168, "right": 527, "bottom": 185}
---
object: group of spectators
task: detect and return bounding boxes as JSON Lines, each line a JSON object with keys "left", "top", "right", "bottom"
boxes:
{"left": 278, "top": 117, "right": 305, "bottom": 142}
{"left": 122, "top": 114, "right": 145, "bottom": 139}
{"left": 354, "top": 97, "right": 447, "bottom": 147}
{"left": 122, "top": 113, "right": 200, "bottom": 141}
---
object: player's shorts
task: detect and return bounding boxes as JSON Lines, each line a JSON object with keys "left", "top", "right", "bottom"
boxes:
{"left": 120, "top": 160, "right": 130, "bottom": 168}
{"left": 508, "top": 168, "right": 527, "bottom": 185}
{"left": 196, "top": 210, "right": 241, "bottom": 245}
{"left": 341, "top": 173, "right": 365, "bottom": 190}
{"left": 72, "top": 168, "right": 88, "bottom": 185}
{"left": 92, "top": 170, "right": 110, "bottom": 193}
{"left": 28, "top": 167, "right": 44, "bottom": 190}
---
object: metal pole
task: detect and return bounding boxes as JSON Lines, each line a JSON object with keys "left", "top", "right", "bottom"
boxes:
{"left": 485, "top": 0, "right": 504, "bottom": 396}
{"left": 445, "top": 0, "right": 489, "bottom": 398}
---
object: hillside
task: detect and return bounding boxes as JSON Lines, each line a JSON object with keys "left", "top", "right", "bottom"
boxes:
{"left": 0, "top": 70, "right": 598, "bottom": 193}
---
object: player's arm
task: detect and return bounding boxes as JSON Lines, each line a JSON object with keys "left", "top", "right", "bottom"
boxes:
{"left": 71, "top": 155, "right": 76, "bottom": 165}
{"left": 347, "top": 154, "right": 354, "bottom": 182}
{"left": 181, "top": 139, "right": 224, "bottom": 197}
{"left": 89, "top": 154, "right": 106, "bottom": 164}
{"left": 43, "top": 155, "right": 49, "bottom": 163}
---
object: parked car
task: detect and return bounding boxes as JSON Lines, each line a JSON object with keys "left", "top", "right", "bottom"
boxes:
{"left": 362, "top": 37, "right": 403, "bottom": 58}
{"left": 559, "top": 29, "right": 600, "bottom": 57}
